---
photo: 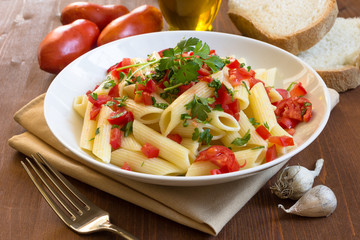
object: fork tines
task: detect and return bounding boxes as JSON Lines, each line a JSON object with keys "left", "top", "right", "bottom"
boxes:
{"left": 21, "top": 153, "right": 93, "bottom": 223}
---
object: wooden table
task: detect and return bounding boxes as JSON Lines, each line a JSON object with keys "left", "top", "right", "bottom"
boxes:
{"left": 1, "top": 0, "right": 359, "bottom": 239}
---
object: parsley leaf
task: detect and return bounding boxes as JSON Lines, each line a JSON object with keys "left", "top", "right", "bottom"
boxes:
{"left": 173, "top": 61, "right": 200, "bottom": 85}
{"left": 208, "top": 79, "right": 222, "bottom": 98}
{"left": 121, "top": 121, "right": 133, "bottom": 137}
{"left": 192, "top": 128, "right": 213, "bottom": 145}
{"left": 249, "top": 118, "right": 260, "bottom": 126}
{"left": 103, "top": 80, "right": 116, "bottom": 89}
{"left": 185, "top": 95, "right": 214, "bottom": 121}
{"left": 231, "top": 130, "right": 251, "bottom": 146}
{"left": 193, "top": 40, "right": 210, "bottom": 59}
{"left": 203, "top": 55, "right": 225, "bottom": 72}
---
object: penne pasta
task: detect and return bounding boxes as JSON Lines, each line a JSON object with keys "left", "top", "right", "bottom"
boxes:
{"left": 132, "top": 120, "right": 191, "bottom": 171}
{"left": 73, "top": 95, "right": 88, "bottom": 118}
{"left": 111, "top": 148, "right": 185, "bottom": 175}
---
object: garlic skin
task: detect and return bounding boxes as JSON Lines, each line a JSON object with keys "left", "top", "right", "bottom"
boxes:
{"left": 278, "top": 185, "right": 337, "bottom": 217}
{"left": 270, "top": 159, "right": 324, "bottom": 200}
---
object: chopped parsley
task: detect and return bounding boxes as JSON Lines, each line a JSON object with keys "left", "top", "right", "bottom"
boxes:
{"left": 249, "top": 118, "right": 260, "bottom": 126}
{"left": 185, "top": 95, "right": 214, "bottom": 121}
{"left": 192, "top": 128, "right": 213, "bottom": 145}
{"left": 121, "top": 121, "right": 133, "bottom": 137}
{"left": 231, "top": 130, "right": 251, "bottom": 146}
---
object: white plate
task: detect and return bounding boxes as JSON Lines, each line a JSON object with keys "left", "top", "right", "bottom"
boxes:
{"left": 44, "top": 31, "right": 331, "bottom": 186}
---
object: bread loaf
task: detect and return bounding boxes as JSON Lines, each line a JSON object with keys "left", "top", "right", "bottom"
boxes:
{"left": 228, "top": 0, "right": 338, "bottom": 55}
{"left": 298, "top": 17, "right": 360, "bottom": 92}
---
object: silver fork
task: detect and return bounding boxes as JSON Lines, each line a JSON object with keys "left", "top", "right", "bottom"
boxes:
{"left": 21, "top": 153, "right": 138, "bottom": 240}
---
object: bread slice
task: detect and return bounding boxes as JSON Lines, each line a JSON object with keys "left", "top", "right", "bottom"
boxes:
{"left": 228, "top": 0, "right": 338, "bottom": 55}
{"left": 298, "top": 18, "right": 360, "bottom": 92}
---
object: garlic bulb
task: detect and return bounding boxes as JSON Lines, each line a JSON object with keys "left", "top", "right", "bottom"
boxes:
{"left": 270, "top": 159, "right": 324, "bottom": 200}
{"left": 278, "top": 185, "right": 337, "bottom": 217}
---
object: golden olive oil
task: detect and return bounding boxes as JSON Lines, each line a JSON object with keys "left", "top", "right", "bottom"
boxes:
{"left": 158, "top": 0, "right": 222, "bottom": 31}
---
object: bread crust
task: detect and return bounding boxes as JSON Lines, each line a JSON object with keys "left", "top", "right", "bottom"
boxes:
{"left": 317, "top": 67, "right": 360, "bottom": 92}
{"left": 228, "top": 0, "right": 338, "bottom": 55}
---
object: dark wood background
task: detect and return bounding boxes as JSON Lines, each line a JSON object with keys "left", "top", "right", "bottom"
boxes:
{"left": 1, "top": 0, "right": 359, "bottom": 239}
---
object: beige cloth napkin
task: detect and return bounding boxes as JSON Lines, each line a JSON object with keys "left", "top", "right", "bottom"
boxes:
{"left": 8, "top": 89, "right": 339, "bottom": 236}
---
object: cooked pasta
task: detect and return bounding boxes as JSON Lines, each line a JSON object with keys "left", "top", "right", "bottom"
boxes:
{"left": 74, "top": 37, "right": 313, "bottom": 176}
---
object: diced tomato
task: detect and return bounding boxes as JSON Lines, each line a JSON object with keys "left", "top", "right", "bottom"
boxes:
{"left": 106, "top": 62, "right": 121, "bottom": 73}
{"left": 119, "top": 58, "right": 132, "bottom": 74}
{"left": 141, "top": 143, "right": 160, "bottom": 158}
{"left": 107, "top": 58, "right": 132, "bottom": 74}
{"left": 275, "top": 96, "right": 312, "bottom": 122}
{"left": 210, "top": 169, "right": 222, "bottom": 175}
{"left": 217, "top": 85, "right": 232, "bottom": 105}
{"left": 256, "top": 125, "right": 271, "bottom": 140}
{"left": 110, "top": 127, "right": 121, "bottom": 150}
{"left": 121, "top": 162, "right": 131, "bottom": 171}
{"left": 89, "top": 105, "right": 101, "bottom": 120}
{"left": 198, "top": 75, "right": 213, "bottom": 83}
{"left": 248, "top": 77, "right": 264, "bottom": 89}
{"left": 107, "top": 108, "right": 134, "bottom": 126}
{"left": 286, "top": 128, "right": 296, "bottom": 136}
{"left": 145, "top": 79, "right": 157, "bottom": 93}
{"left": 209, "top": 49, "right": 216, "bottom": 55}
{"left": 277, "top": 116, "right": 299, "bottom": 129}
{"left": 110, "top": 69, "right": 120, "bottom": 81}
{"left": 226, "top": 59, "right": 241, "bottom": 69}
{"left": 268, "top": 136, "right": 294, "bottom": 147}
{"left": 167, "top": 134, "right": 182, "bottom": 144}
{"left": 134, "top": 92, "right": 143, "bottom": 103}
{"left": 108, "top": 84, "right": 119, "bottom": 98}
{"left": 178, "top": 82, "right": 196, "bottom": 95}
{"left": 227, "top": 100, "right": 240, "bottom": 121}
{"left": 88, "top": 94, "right": 112, "bottom": 107}
{"left": 266, "top": 145, "right": 277, "bottom": 162}
{"left": 195, "top": 145, "right": 240, "bottom": 173}
{"left": 276, "top": 88, "right": 289, "bottom": 99}
{"left": 289, "top": 82, "right": 307, "bottom": 97}
{"left": 197, "top": 67, "right": 211, "bottom": 76}
{"left": 142, "top": 92, "right": 153, "bottom": 105}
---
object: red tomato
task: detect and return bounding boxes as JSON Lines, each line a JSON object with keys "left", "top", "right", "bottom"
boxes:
{"left": 256, "top": 125, "right": 271, "bottom": 140}
{"left": 275, "top": 96, "right": 312, "bottom": 122}
{"left": 107, "top": 58, "right": 132, "bottom": 74}
{"left": 107, "top": 108, "right": 134, "bottom": 125}
{"left": 217, "top": 85, "right": 232, "bottom": 105}
{"left": 110, "top": 127, "right": 121, "bottom": 149}
{"left": 277, "top": 116, "right": 299, "bottom": 129}
{"left": 142, "top": 92, "right": 153, "bottom": 105}
{"left": 167, "top": 134, "right": 182, "bottom": 144}
{"left": 108, "top": 84, "right": 119, "bottom": 97}
{"left": 198, "top": 76, "right": 213, "bottom": 83}
{"left": 266, "top": 145, "right": 277, "bottom": 162}
{"left": 195, "top": 146, "right": 240, "bottom": 173}
{"left": 248, "top": 77, "right": 264, "bottom": 89}
{"left": 88, "top": 94, "right": 112, "bottom": 107}
{"left": 178, "top": 82, "right": 196, "bottom": 95}
{"left": 268, "top": 136, "right": 295, "bottom": 147}
{"left": 197, "top": 67, "right": 211, "bottom": 76}
{"left": 121, "top": 162, "right": 131, "bottom": 171}
{"left": 226, "top": 58, "right": 241, "bottom": 69}
{"left": 141, "top": 143, "right": 160, "bottom": 158}
{"left": 289, "top": 82, "right": 307, "bottom": 97}
{"left": 210, "top": 169, "right": 222, "bottom": 175}
{"left": 145, "top": 79, "right": 157, "bottom": 93}
{"left": 60, "top": 2, "right": 129, "bottom": 30}
{"left": 37, "top": 19, "right": 100, "bottom": 74}
{"left": 276, "top": 88, "right": 289, "bottom": 99}
{"left": 228, "top": 67, "right": 257, "bottom": 87}
{"left": 90, "top": 105, "right": 101, "bottom": 120}
{"left": 97, "top": 5, "right": 163, "bottom": 46}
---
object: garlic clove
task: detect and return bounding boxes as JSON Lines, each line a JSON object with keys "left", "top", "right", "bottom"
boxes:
{"left": 270, "top": 159, "right": 324, "bottom": 200}
{"left": 278, "top": 185, "right": 337, "bottom": 217}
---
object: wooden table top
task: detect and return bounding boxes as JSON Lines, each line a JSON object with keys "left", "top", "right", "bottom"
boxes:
{"left": 1, "top": 0, "right": 360, "bottom": 239}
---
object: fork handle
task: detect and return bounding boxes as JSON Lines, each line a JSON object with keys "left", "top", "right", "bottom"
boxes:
{"left": 100, "top": 220, "right": 138, "bottom": 240}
